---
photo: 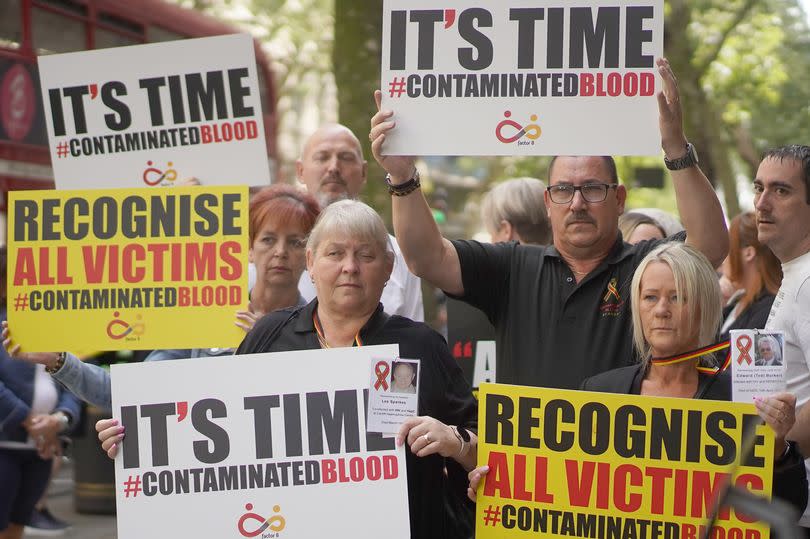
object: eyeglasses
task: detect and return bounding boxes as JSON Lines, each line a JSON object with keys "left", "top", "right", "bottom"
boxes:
{"left": 547, "top": 183, "right": 618, "bottom": 204}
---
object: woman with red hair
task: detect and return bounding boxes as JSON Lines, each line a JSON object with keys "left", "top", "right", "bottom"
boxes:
{"left": 720, "top": 211, "right": 783, "bottom": 340}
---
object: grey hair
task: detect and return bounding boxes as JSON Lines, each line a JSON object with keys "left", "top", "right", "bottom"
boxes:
{"left": 757, "top": 334, "right": 783, "bottom": 364}
{"left": 307, "top": 199, "right": 393, "bottom": 258}
{"left": 630, "top": 242, "right": 721, "bottom": 366}
{"left": 481, "top": 177, "right": 551, "bottom": 244}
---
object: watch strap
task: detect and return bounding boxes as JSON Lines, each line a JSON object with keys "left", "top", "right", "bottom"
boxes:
{"left": 664, "top": 143, "right": 698, "bottom": 171}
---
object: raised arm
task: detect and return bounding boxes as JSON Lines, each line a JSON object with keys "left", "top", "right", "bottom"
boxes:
{"left": 2, "top": 321, "right": 112, "bottom": 411}
{"left": 658, "top": 58, "right": 728, "bottom": 267}
{"left": 370, "top": 90, "right": 464, "bottom": 296}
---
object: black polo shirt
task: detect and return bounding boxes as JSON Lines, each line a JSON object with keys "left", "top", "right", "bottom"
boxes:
{"left": 450, "top": 233, "right": 684, "bottom": 389}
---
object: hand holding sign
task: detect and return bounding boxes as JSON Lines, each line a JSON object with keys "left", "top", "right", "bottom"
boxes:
{"left": 753, "top": 392, "right": 796, "bottom": 457}
{"left": 371, "top": 90, "right": 416, "bottom": 184}
{"left": 1, "top": 321, "right": 61, "bottom": 369}
{"left": 467, "top": 465, "right": 490, "bottom": 502}
{"left": 96, "top": 418, "right": 125, "bottom": 459}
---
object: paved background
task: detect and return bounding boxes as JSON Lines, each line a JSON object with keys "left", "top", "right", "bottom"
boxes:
{"left": 44, "top": 459, "right": 117, "bottom": 539}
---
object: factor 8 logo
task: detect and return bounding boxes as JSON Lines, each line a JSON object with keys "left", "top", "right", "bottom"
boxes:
{"left": 106, "top": 311, "right": 145, "bottom": 340}
{"left": 238, "top": 503, "right": 286, "bottom": 538}
{"left": 142, "top": 160, "right": 178, "bottom": 186}
{"left": 495, "top": 111, "right": 541, "bottom": 145}
{"left": 599, "top": 277, "right": 625, "bottom": 317}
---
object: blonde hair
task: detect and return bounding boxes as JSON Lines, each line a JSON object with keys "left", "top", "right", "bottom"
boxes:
{"left": 481, "top": 178, "right": 551, "bottom": 244}
{"left": 630, "top": 242, "right": 721, "bottom": 365}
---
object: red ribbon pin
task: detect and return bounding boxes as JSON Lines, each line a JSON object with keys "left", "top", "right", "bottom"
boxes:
{"left": 736, "top": 335, "right": 753, "bottom": 365}
{"left": 374, "top": 361, "right": 391, "bottom": 391}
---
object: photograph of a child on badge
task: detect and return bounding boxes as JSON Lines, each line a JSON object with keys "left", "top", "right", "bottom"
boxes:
{"left": 390, "top": 360, "right": 418, "bottom": 394}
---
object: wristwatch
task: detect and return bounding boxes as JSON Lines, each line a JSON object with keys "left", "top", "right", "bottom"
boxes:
{"left": 664, "top": 142, "right": 699, "bottom": 171}
{"left": 452, "top": 426, "right": 471, "bottom": 458}
{"left": 45, "top": 352, "right": 67, "bottom": 375}
{"left": 54, "top": 411, "right": 71, "bottom": 433}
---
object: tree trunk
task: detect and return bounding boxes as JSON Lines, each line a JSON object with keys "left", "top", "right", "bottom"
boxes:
{"left": 333, "top": 1, "right": 390, "bottom": 221}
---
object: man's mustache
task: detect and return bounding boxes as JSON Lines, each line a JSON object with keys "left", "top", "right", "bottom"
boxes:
{"left": 565, "top": 211, "right": 596, "bottom": 225}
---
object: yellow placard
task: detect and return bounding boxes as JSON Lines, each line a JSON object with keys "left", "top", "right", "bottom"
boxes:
{"left": 7, "top": 186, "right": 249, "bottom": 352}
{"left": 476, "top": 383, "right": 773, "bottom": 539}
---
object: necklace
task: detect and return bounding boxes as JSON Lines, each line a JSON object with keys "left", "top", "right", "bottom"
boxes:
{"left": 651, "top": 341, "right": 731, "bottom": 375}
{"left": 312, "top": 311, "right": 363, "bottom": 349}
{"left": 571, "top": 268, "right": 588, "bottom": 276}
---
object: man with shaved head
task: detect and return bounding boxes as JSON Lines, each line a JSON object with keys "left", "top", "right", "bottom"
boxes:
{"left": 295, "top": 124, "right": 424, "bottom": 321}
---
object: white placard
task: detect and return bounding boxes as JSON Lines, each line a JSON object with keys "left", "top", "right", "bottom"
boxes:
{"left": 730, "top": 329, "right": 786, "bottom": 403}
{"left": 367, "top": 357, "right": 420, "bottom": 434}
{"left": 381, "top": 0, "right": 664, "bottom": 156}
{"left": 111, "top": 345, "right": 409, "bottom": 539}
{"left": 38, "top": 34, "right": 271, "bottom": 189}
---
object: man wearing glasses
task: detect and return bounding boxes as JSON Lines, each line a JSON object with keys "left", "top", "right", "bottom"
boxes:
{"left": 368, "top": 58, "right": 728, "bottom": 390}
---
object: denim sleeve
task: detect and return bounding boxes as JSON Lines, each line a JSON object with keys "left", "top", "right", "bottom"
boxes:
{"left": 52, "top": 353, "right": 112, "bottom": 414}
{"left": 55, "top": 384, "right": 83, "bottom": 433}
{"left": 0, "top": 379, "right": 30, "bottom": 434}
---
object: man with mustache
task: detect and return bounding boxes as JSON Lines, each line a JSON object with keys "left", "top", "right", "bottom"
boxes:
{"left": 754, "top": 145, "right": 810, "bottom": 532}
{"left": 369, "top": 58, "right": 728, "bottom": 389}
{"left": 295, "top": 124, "right": 423, "bottom": 321}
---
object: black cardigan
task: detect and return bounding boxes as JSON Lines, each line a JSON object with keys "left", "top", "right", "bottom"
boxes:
{"left": 720, "top": 292, "right": 777, "bottom": 341}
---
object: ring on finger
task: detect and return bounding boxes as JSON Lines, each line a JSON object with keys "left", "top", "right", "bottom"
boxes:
{"left": 423, "top": 432, "right": 431, "bottom": 443}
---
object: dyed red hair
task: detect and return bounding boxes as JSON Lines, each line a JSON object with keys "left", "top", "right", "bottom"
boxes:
{"left": 249, "top": 185, "right": 320, "bottom": 245}
{"left": 727, "top": 211, "right": 782, "bottom": 309}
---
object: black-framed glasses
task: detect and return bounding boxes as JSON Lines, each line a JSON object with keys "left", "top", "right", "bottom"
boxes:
{"left": 547, "top": 183, "right": 618, "bottom": 204}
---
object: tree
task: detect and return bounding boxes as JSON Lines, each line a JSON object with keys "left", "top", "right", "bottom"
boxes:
{"left": 171, "top": 0, "right": 336, "bottom": 181}
{"left": 333, "top": 1, "right": 388, "bottom": 216}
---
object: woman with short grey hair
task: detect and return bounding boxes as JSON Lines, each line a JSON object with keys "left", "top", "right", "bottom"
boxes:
{"left": 306, "top": 199, "right": 393, "bottom": 261}
{"left": 481, "top": 177, "right": 551, "bottom": 244}
{"left": 237, "top": 199, "right": 478, "bottom": 539}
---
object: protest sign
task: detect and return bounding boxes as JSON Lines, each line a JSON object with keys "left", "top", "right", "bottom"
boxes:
{"left": 476, "top": 383, "right": 773, "bottom": 539}
{"left": 111, "top": 345, "right": 409, "bottom": 539}
{"left": 38, "top": 33, "right": 270, "bottom": 188}
{"left": 381, "top": 0, "right": 664, "bottom": 156}
{"left": 447, "top": 297, "right": 496, "bottom": 391}
{"left": 730, "top": 330, "right": 786, "bottom": 403}
{"left": 7, "top": 185, "right": 248, "bottom": 351}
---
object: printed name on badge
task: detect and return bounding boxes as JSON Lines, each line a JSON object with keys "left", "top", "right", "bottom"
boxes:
{"left": 730, "top": 329, "right": 786, "bottom": 403}
{"left": 367, "top": 357, "right": 421, "bottom": 434}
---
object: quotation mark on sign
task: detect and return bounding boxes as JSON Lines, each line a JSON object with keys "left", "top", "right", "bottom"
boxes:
{"left": 482, "top": 505, "right": 501, "bottom": 527}
{"left": 56, "top": 142, "right": 69, "bottom": 158}
{"left": 89, "top": 83, "right": 98, "bottom": 99}
{"left": 13, "top": 293, "right": 28, "bottom": 311}
{"left": 177, "top": 401, "right": 188, "bottom": 422}
{"left": 123, "top": 475, "right": 142, "bottom": 498}
{"left": 444, "top": 9, "right": 456, "bottom": 27}
{"left": 388, "top": 77, "right": 407, "bottom": 98}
